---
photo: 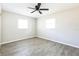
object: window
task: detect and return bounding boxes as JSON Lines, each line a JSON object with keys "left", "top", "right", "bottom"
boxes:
{"left": 46, "top": 18, "right": 56, "bottom": 29}
{"left": 18, "top": 19, "right": 28, "bottom": 29}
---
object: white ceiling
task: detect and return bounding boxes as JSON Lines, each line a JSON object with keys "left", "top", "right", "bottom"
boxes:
{"left": 2, "top": 3, "right": 79, "bottom": 18}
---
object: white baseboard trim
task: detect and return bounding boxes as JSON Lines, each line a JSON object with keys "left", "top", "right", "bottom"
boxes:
{"left": 1, "top": 36, "right": 35, "bottom": 45}
{"left": 37, "top": 36, "right": 79, "bottom": 48}
{"left": 1, "top": 36, "right": 79, "bottom": 49}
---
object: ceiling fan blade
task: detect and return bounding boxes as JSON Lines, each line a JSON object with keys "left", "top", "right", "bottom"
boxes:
{"left": 39, "top": 10, "right": 42, "bottom": 14}
{"left": 40, "top": 9, "right": 49, "bottom": 10}
{"left": 28, "top": 7, "right": 35, "bottom": 9}
{"left": 31, "top": 10, "right": 36, "bottom": 13}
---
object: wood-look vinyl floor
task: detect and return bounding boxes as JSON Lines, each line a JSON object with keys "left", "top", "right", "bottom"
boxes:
{"left": 1, "top": 37, "right": 79, "bottom": 56}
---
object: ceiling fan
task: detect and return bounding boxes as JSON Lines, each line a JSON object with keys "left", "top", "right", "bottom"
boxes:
{"left": 28, "top": 3, "right": 49, "bottom": 14}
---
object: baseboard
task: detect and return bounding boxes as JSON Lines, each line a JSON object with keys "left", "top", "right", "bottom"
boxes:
{"left": 1, "top": 36, "right": 79, "bottom": 48}
{"left": 1, "top": 36, "right": 36, "bottom": 45}
{"left": 37, "top": 36, "right": 79, "bottom": 48}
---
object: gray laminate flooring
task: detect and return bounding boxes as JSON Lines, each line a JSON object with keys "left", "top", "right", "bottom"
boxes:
{"left": 1, "top": 37, "right": 79, "bottom": 56}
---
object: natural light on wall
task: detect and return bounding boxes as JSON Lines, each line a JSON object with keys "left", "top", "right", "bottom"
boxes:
{"left": 46, "top": 18, "right": 56, "bottom": 29}
{"left": 18, "top": 19, "right": 28, "bottom": 29}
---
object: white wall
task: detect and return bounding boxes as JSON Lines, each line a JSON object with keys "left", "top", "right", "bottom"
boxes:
{"left": 0, "top": 4, "right": 1, "bottom": 44}
{"left": 0, "top": 16, "right": 1, "bottom": 44}
{"left": 2, "top": 11, "right": 36, "bottom": 44}
{"left": 37, "top": 7, "right": 79, "bottom": 48}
